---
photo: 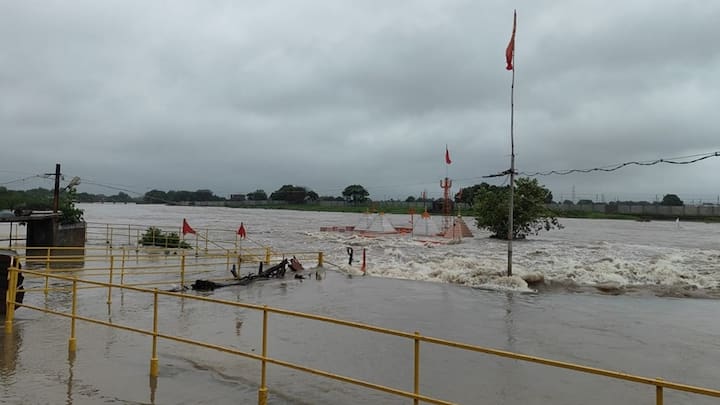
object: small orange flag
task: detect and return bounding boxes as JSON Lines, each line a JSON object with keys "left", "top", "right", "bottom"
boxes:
{"left": 506, "top": 10, "right": 517, "bottom": 70}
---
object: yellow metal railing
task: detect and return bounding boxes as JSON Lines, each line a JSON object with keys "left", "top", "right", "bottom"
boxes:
{"left": 6, "top": 266, "right": 720, "bottom": 404}
{"left": 84, "top": 222, "right": 264, "bottom": 253}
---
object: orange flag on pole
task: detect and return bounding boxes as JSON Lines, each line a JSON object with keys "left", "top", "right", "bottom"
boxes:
{"left": 506, "top": 10, "right": 517, "bottom": 70}
{"left": 182, "top": 218, "right": 196, "bottom": 235}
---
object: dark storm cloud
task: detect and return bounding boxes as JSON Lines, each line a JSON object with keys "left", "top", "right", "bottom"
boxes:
{"left": 1, "top": 0, "right": 718, "bottom": 202}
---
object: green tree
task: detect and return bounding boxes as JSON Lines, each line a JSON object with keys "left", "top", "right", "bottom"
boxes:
{"left": 59, "top": 186, "right": 84, "bottom": 224}
{"left": 247, "top": 189, "right": 268, "bottom": 201}
{"left": 456, "top": 184, "right": 487, "bottom": 207}
{"left": 144, "top": 189, "right": 168, "bottom": 204}
{"left": 405, "top": 196, "right": 416, "bottom": 202}
{"left": 474, "top": 178, "right": 562, "bottom": 239}
{"left": 112, "top": 192, "right": 134, "bottom": 203}
{"left": 270, "top": 185, "right": 311, "bottom": 204}
{"left": 660, "top": 194, "right": 683, "bottom": 206}
{"left": 545, "top": 191, "right": 554, "bottom": 204}
{"left": 342, "top": 185, "right": 369, "bottom": 204}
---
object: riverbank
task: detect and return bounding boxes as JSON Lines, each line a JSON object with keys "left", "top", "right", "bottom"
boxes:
{"left": 221, "top": 202, "right": 720, "bottom": 222}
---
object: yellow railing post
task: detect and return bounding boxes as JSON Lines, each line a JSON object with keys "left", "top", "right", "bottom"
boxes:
{"left": 226, "top": 250, "right": 231, "bottom": 273}
{"left": 414, "top": 331, "right": 420, "bottom": 405}
{"left": 44, "top": 247, "right": 51, "bottom": 295}
{"left": 258, "top": 305, "right": 269, "bottom": 405}
{"left": 106, "top": 224, "right": 110, "bottom": 245}
{"left": 69, "top": 278, "right": 78, "bottom": 353}
{"left": 109, "top": 227, "right": 114, "bottom": 247}
{"left": 318, "top": 252, "right": 324, "bottom": 267}
{"left": 4, "top": 266, "right": 18, "bottom": 332}
{"left": 265, "top": 248, "right": 271, "bottom": 265}
{"left": 150, "top": 288, "right": 159, "bottom": 377}
{"left": 204, "top": 229, "right": 208, "bottom": 253}
{"left": 656, "top": 379, "right": 664, "bottom": 405}
{"left": 120, "top": 247, "right": 126, "bottom": 285}
{"left": 180, "top": 252, "right": 186, "bottom": 292}
{"left": 107, "top": 255, "right": 114, "bottom": 305}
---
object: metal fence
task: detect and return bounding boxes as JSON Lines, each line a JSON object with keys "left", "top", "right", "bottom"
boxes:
{"left": 5, "top": 258, "right": 720, "bottom": 404}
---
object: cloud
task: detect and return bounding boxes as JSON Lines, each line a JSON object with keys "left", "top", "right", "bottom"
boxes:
{"left": 1, "top": 0, "right": 719, "bottom": 202}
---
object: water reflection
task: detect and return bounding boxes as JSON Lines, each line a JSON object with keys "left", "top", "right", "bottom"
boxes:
{"left": 66, "top": 351, "right": 75, "bottom": 405}
{"left": 503, "top": 292, "right": 517, "bottom": 348}
{"left": 235, "top": 318, "right": 243, "bottom": 336}
{"left": 148, "top": 375, "right": 157, "bottom": 404}
{"left": 0, "top": 322, "right": 22, "bottom": 379}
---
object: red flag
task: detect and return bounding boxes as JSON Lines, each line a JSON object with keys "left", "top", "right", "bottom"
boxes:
{"left": 237, "top": 222, "right": 247, "bottom": 239}
{"left": 505, "top": 10, "right": 517, "bottom": 70}
{"left": 182, "top": 218, "right": 196, "bottom": 235}
{"left": 445, "top": 146, "right": 452, "bottom": 165}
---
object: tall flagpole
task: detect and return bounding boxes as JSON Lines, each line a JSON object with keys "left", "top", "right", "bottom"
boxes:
{"left": 506, "top": 10, "right": 517, "bottom": 277}
{"left": 507, "top": 66, "right": 515, "bottom": 277}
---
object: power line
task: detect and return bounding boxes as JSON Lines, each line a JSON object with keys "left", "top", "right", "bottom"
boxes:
{"left": 0, "top": 174, "right": 50, "bottom": 186}
{"left": 483, "top": 151, "right": 720, "bottom": 178}
{"left": 79, "top": 180, "right": 144, "bottom": 197}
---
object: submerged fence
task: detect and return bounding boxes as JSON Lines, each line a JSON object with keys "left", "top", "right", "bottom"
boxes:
{"left": 5, "top": 250, "right": 720, "bottom": 404}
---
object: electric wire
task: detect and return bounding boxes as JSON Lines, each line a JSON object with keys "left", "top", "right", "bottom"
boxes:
{"left": 484, "top": 151, "right": 720, "bottom": 178}
{"left": 8, "top": 150, "right": 717, "bottom": 202}
{"left": 0, "top": 174, "right": 49, "bottom": 186}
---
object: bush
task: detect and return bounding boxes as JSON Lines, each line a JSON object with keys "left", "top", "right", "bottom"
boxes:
{"left": 138, "top": 227, "right": 191, "bottom": 248}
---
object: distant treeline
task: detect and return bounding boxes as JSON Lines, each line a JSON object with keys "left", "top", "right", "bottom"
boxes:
{"left": 1, "top": 184, "right": 697, "bottom": 211}
{"left": 0, "top": 186, "right": 136, "bottom": 210}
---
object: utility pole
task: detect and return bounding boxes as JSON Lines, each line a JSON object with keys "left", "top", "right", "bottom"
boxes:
{"left": 47, "top": 163, "right": 61, "bottom": 213}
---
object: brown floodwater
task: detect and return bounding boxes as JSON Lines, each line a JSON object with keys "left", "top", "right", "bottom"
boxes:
{"left": 2, "top": 204, "right": 720, "bottom": 404}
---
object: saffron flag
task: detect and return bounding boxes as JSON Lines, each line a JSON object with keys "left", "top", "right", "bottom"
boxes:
{"left": 182, "top": 218, "right": 196, "bottom": 235}
{"left": 445, "top": 146, "right": 452, "bottom": 164}
{"left": 506, "top": 10, "right": 517, "bottom": 70}
{"left": 237, "top": 222, "right": 247, "bottom": 239}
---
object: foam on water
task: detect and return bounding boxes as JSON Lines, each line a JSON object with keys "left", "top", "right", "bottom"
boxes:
{"left": 309, "top": 221, "right": 720, "bottom": 295}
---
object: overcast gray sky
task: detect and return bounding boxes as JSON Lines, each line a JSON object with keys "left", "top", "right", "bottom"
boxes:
{"left": 1, "top": 0, "right": 718, "bottom": 203}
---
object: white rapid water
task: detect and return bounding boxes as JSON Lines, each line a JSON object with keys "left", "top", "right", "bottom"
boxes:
{"left": 307, "top": 213, "right": 720, "bottom": 296}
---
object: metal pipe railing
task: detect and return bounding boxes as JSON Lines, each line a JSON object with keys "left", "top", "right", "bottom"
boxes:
{"left": 6, "top": 267, "right": 720, "bottom": 404}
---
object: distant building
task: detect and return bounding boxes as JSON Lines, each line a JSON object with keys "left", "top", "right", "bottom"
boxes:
{"left": 230, "top": 194, "right": 246, "bottom": 201}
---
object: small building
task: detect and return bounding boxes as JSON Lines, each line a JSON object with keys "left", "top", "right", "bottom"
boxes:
{"left": 0, "top": 211, "right": 86, "bottom": 263}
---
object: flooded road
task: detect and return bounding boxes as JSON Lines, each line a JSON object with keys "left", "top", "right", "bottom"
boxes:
{"left": 2, "top": 204, "right": 720, "bottom": 404}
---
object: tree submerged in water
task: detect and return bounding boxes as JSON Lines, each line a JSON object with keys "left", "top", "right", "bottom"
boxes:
{"left": 474, "top": 177, "right": 563, "bottom": 239}
{"left": 139, "top": 227, "right": 191, "bottom": 248}
{"left": 59, "top": 186, "right": 85, "bottom": 225}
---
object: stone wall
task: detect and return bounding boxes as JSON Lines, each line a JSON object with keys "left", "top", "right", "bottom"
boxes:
{"left": 549, "top": 203, "right": 720, "bottom": 217}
